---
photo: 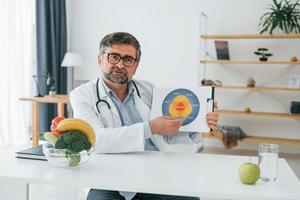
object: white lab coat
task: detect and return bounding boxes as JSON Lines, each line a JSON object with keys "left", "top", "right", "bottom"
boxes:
{"left": 70, "top": 78, "right": 203, "bottom": 153}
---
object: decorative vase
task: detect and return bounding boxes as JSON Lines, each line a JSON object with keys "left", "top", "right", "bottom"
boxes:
{"left": 259, "top": 57, "right": 268, "bottom": 62}
{"left": 49, "top": 91, "right": 56, "bottom": 97}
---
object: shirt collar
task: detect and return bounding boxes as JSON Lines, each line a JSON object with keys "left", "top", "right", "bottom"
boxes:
{"left": 100, "top": 78, "right": 135, "bottom": 100}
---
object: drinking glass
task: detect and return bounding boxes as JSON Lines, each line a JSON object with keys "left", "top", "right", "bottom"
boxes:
{"left": 258, "top": 143, "right": 278, "bottom": 182}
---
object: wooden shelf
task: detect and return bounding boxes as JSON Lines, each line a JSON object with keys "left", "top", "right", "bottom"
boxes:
{"left": 201, "top": 34, "right": 300, "bottom": 39}
{"left": 20, "top": 95, "right": 70, "bottom": 104}
{"left": 200, "top": 60, "right": 300, "bottom": 65}
{"left": 215, "top": 86, "right": 300, "bottom": 92}
{"left": 202, "top": 133, "right": 300, "bottom": 146}
{"left": 216, "top": 109, "right": 300, "bottom": 119}
{"left": 201, "top": 33, "right": 300, "bottom": 147}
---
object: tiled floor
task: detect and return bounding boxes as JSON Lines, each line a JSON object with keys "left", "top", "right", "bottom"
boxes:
{"left": 29, "top": 147, "right": 300, "bottom": 200}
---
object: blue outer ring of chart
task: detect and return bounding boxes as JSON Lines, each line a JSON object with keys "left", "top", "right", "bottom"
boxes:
{"left": 161, "top": 88, "right": 200, "bottom": 126}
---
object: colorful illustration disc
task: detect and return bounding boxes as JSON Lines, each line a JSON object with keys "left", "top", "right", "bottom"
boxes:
{"left": 162, "top": 88, "right": 200, "bottom": 126}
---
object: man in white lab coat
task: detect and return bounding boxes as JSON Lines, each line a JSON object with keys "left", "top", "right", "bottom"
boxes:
{"left": 70, "top": 32, "right": 221, "bottom": 200}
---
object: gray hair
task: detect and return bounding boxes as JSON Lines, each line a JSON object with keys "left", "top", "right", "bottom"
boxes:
{"left": 99, "top": 32, "right": 141, "bottom": 62}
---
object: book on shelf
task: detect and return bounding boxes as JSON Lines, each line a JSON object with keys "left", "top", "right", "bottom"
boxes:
{"left": 15, "top": 144, "right": 47, "bottom": 161}
{"left": 214, "top": 40, "right": 230, "bottom": 60}
{"left": 288, "top": 74, "right": 300, "bottom": 89}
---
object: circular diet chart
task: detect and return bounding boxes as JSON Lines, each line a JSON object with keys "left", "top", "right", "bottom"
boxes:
{"left": 161, "top": 88, "right": 200, "bottom": 126}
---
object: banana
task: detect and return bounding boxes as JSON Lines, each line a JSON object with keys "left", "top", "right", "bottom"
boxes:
{"left": 56, "top": 118, "right": 96, "bottom": 145}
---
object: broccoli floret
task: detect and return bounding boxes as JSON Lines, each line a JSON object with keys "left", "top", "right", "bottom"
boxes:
{"left": 55, "top": 136, "right": 67, "bottom": 149}
{"left": 84, "top": 141, "right": 92, "bottom": 150}
{"left": 53, "top": 130, "right": 92, "bottom": 167}
{"left": 55, "top": 130, "right": 92, "bottom": 153}
{"left": 70, "top": 140, "right": 86, "bottom": 153}
{"left": 63, "top": 130, "right": 87, "bottom": 144}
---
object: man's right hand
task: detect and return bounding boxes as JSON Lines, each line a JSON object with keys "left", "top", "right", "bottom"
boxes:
{"left": 149, "top": 116, "right": 183, "bottom": 136}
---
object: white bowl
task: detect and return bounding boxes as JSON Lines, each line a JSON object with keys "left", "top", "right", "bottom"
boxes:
{"left": 42, "top": 143, "right": 93, "bottom": 168}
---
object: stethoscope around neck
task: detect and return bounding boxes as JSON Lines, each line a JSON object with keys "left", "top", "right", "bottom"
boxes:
{"left": 95, "top": 78, "right": 141, "bottom": 115}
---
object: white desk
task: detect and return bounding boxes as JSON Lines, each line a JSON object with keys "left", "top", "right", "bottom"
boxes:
{"left": 0, "top": 151, "right": 299, "bottom": 200}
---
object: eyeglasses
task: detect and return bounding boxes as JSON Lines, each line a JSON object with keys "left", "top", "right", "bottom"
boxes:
{"left": 106, "top": 53, "right": 137, "bottom": 67}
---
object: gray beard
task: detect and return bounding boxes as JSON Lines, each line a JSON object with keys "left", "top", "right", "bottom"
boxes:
{"left": 103, "top": 67, "right": 129, "bottom": 84}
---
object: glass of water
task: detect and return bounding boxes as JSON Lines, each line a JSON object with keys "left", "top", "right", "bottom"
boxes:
{"left": 258, "top": 143, "right": 278, "bottom": 182}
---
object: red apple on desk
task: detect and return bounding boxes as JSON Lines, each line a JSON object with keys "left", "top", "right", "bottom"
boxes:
{"left": 239, "top": 161, "right": 260, "bottom": 185}
{"left": 51, "top": 116, "right": 65, "bottom": 137}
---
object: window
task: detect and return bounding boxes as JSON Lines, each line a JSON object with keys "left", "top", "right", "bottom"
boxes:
{"left": 0, "top": 0, "right": 35, "bottom": 146}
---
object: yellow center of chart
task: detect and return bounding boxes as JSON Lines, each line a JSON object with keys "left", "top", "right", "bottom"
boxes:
{"left": 169, "top": 95, "right": 193, "bottom": 118}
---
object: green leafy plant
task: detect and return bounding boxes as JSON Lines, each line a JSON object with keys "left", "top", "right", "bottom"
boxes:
{"left": 259, "top": 0, "right": 300, "bottom": 34}
{"left": 254, "top": 48, "right": 273, "bottom": 61}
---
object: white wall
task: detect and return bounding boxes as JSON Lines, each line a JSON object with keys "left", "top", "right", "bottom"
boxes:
{"left": 69, "top": 0, "right": 300, "bottom": 152}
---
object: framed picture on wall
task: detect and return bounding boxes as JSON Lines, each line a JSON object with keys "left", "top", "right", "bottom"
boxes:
{"left": 214, "top": 41, "right": 230, "bottom": 60}
{"left": 288, "top": 74, "right": 300, "bottom": 88}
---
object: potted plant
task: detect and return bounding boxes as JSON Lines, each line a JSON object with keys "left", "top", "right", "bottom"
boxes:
{"left": 259, "top": 0, "right": 300, "bottom": 34}
{"left": 254, "top": 48, "right": 273, "bottom": 61}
